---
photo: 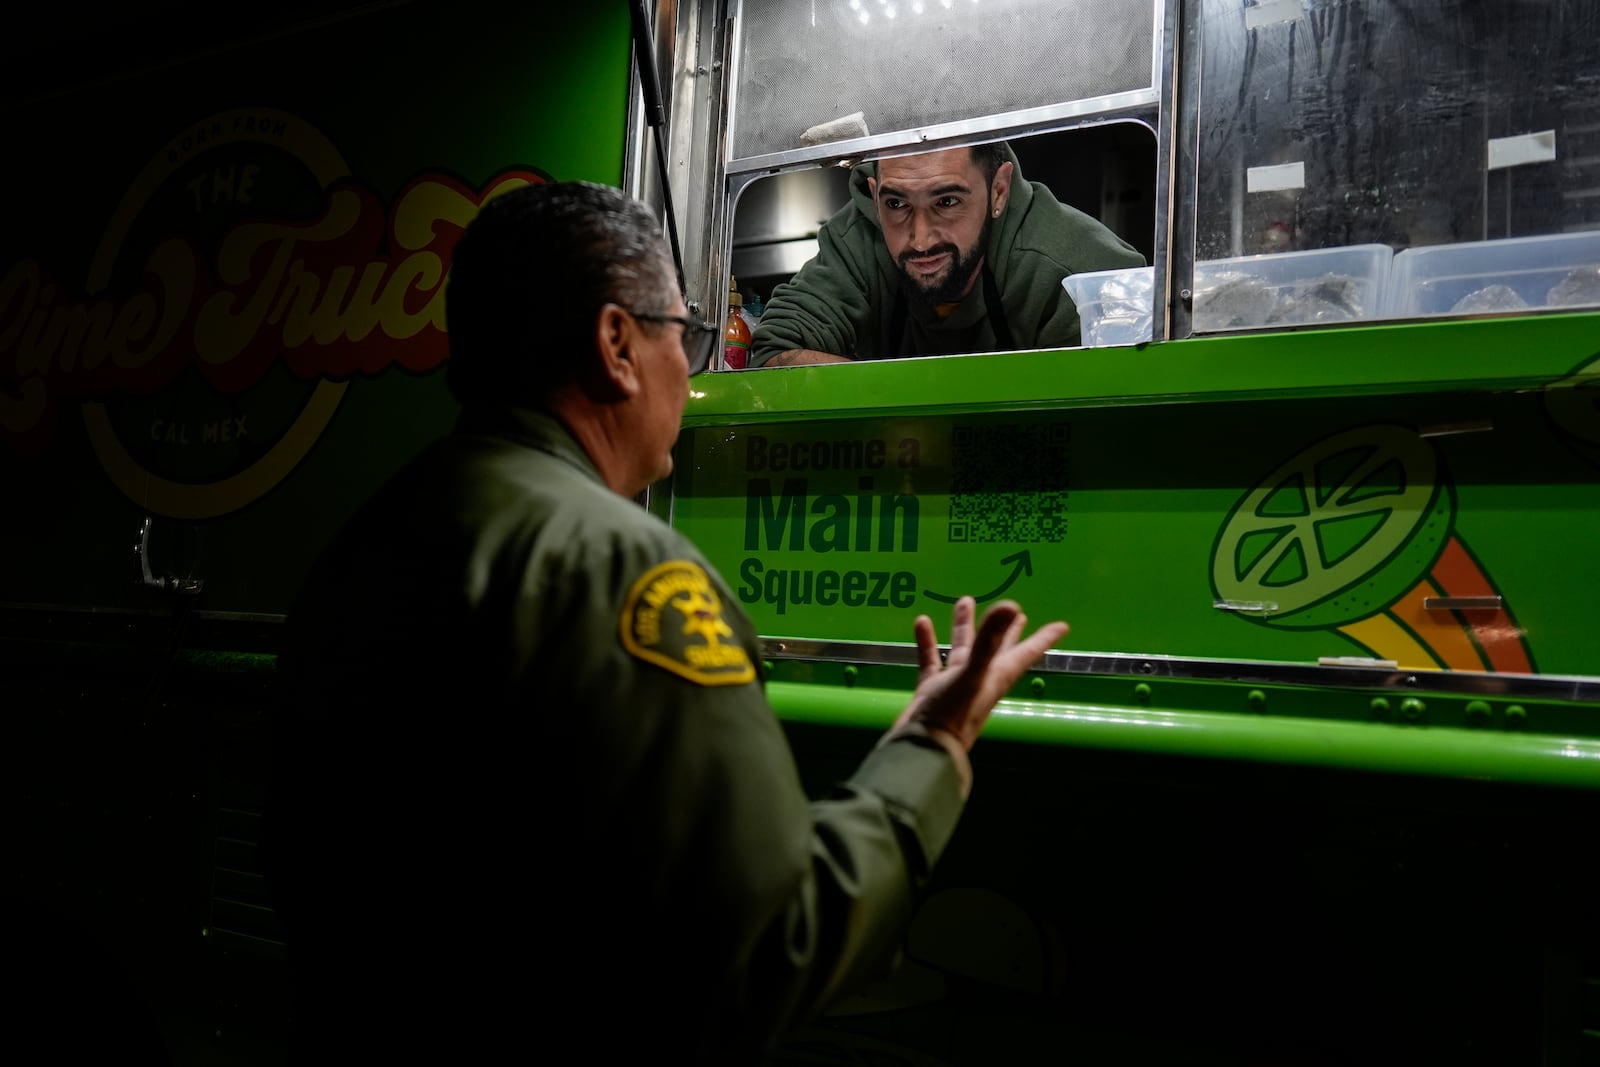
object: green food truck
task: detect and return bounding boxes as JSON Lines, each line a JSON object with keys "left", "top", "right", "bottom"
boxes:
{"left": 4, "top": 1, "right": 1597, "bottom": 1063}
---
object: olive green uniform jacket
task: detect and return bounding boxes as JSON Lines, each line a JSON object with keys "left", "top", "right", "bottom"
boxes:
{"left": 268, "top": 406, "right": 967, "bottom": 1065}
{"left": 751, "top": 145, "right": 1145, "bottom": 364}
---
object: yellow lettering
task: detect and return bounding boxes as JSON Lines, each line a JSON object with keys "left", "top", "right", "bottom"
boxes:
{"left": 197, "top": 188, "right": 362, "bottom": 363}
{"left": 269, "top": 261, "right": 320, "bottom": 348}
{"left": 377, "top": 253, "right": 443, "bottom": 340}
{"left": 426, "top": 263, "right": 449, "bottom": 333}
{"left": 635, "top": 606, "right": 660, "bottom": 645}
{"left": 393, "top": 179, "right": 482, "bottom": 249}
{"left": 310, "top": 264, "right": 379, "bottom": 345}
{"left": 310, "top": 265, "right": 359, "bottom": 345}
{"left": 58, "top": 302, "right": 116, "bottom": 373}
{"left": 385, "top": 179, "right": 480, "bottom": 341}
{"left": 686, "top": 644, "right": 749, "bottom": 668}
{"left": 644, "top": 573, "right": 705, "bottom": 611}
{"left": 109, "top": 295, "right": 157, "bottom": 369}
{"left": 0, "top": 169, "right": 493, "bottom": 443}
{"left": 112, "top": 240, "right": 193, "bottom": 370}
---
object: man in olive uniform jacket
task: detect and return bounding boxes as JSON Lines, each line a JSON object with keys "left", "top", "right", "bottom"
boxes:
{"left": 267, "top": 181, "right": 1067, "bottom": 1065}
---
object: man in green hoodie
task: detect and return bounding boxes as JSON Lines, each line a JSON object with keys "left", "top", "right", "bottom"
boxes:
{"left": 750, "top": 141, "right": 1144, "bottom": 366}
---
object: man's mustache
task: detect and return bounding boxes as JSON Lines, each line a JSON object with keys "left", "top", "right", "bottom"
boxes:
{"left": 898, "top": 244, "right": 960, "bottom": 271}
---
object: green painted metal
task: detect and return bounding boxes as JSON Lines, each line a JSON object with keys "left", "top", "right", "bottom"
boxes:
{"left": 675, "top": 308, "right": 1600, "bottom": 786}
{"left": 767, "top": 681, "right": 1600, "bottom": 790}
{"left": 673, "top": 385, "right": 1600, "bottom": 674}
{"left": 681, "top": 312, "right": 1600, "bottom": 423}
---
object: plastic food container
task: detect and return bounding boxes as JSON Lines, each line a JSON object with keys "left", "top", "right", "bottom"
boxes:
{"left": 1062, "top": 265, "right": 1154, "bottom": 347}
{"left": 1386, "top": 231, "right": 1600, "bottom": 319}
{"left": 1191, "top": 244, "right": 1394, "bottom": 333}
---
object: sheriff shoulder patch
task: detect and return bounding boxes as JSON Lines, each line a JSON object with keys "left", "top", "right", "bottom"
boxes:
{"left": 620, "top": 560, "right": 756, "bottom": 686}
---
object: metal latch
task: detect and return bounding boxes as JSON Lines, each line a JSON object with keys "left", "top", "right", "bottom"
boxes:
{"left": 134, "top": 516, "right": 203, "bottom": 594}
{"left": 1422, "top": 595, "right": 1502, "bottom": 611}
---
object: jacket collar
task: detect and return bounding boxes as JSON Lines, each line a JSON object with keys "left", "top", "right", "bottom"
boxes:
{"left": 453, "top": 404, "right": 606, "bottom": 486}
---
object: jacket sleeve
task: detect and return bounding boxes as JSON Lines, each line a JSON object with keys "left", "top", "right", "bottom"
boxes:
{"left": 579, "top": 537, "right": 968, "bottom": 1062}
{"left": 750, "top": 208, "right": 883, "bottom": 365}
{"left": 670, "top": 681, "right": 966, "bottom": 1060}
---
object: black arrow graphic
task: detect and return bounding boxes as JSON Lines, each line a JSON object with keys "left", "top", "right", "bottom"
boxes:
{"left": 923, "top": 550, "right": 1034, "bottom": 605}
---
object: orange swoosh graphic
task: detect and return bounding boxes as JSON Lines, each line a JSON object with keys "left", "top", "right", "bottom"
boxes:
{"left": 1428, "top": 538, "right": 1533, "bottom": 673}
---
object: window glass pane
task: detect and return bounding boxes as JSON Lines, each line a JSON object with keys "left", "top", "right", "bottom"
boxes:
{"left": 1196, "top": 0, "right": 1600, "bottom": 327}
{"left": 731, "top": 0, "right": 1157, "bottom": 163}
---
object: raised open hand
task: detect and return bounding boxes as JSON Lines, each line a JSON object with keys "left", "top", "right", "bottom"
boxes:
{"left": 891, "top": 596, "right": 1069, "bottom": 753}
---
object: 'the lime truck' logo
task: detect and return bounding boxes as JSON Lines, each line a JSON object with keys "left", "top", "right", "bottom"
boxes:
{"left": 1212, "top": 423, "right": 1534, "bottom": 673}
{"left": 0, "top": 108, "right": 545, "bottom": 518}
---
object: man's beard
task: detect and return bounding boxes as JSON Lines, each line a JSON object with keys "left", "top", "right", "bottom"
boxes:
{"left": 896, "top": 211, "right": 993, "bottom": 308}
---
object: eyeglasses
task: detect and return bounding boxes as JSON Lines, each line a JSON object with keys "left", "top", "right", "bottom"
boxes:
{"left": 629, "top": 310, "right": 720, "bottom": 375}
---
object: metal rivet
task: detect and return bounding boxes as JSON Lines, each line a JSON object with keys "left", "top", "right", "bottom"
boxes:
{"left": 1464, "top": 700, "right": 1491, "bottom": 727}
{"left": 1029, "top": 676, "right": 1046, "bottom": 696}
{"left": 1134, "top": 682, "right": 1152, "bottom": 704}
{"left": 1370, "top": 697, "right": 1391, "bottom": 720}
{"left": 843, "top": 665, "right": 858, "bottom": 687}
{"left": 1247, "top": 689, "right": 1267, "bottom": 711}
{"left": 1401, "top": 697, "right": 1426, "bottom": 722}
{"left": 1505, "top": 704, "right": 1527, "bottom": 728}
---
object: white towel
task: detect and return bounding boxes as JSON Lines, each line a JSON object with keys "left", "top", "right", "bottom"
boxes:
{"left": 800, "top": 112, "right": 870, "bottom": 148}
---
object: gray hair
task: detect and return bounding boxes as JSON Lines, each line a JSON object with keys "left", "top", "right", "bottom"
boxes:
{"left": 445, "top": 181, "right": 676, "bottom": 406}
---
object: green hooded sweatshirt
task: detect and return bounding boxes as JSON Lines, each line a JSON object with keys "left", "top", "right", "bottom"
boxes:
{"left": 750, "top": 144, "right": 1145, "bottom": 365}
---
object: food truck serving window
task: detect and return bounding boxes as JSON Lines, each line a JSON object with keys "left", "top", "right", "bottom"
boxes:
{"left": 702, "top": 0, "right": 1166, "bottom": 371}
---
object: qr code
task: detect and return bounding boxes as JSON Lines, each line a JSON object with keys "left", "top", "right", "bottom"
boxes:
{"left": 948, "top": 422, "right": 1070, "bottom": 543}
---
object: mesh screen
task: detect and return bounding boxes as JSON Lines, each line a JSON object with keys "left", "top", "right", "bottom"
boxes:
{"left": 731, "top": 0, "right": 1157, "bottom": 163}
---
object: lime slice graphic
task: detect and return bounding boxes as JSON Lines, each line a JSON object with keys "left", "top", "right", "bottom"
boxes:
{"left": 1212, "top": 424, "right": 1454, "bottom": 629}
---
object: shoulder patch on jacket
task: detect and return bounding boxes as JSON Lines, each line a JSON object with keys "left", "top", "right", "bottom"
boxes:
{"left": 620, "top": 561, "right": 756, "bottom": 686}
